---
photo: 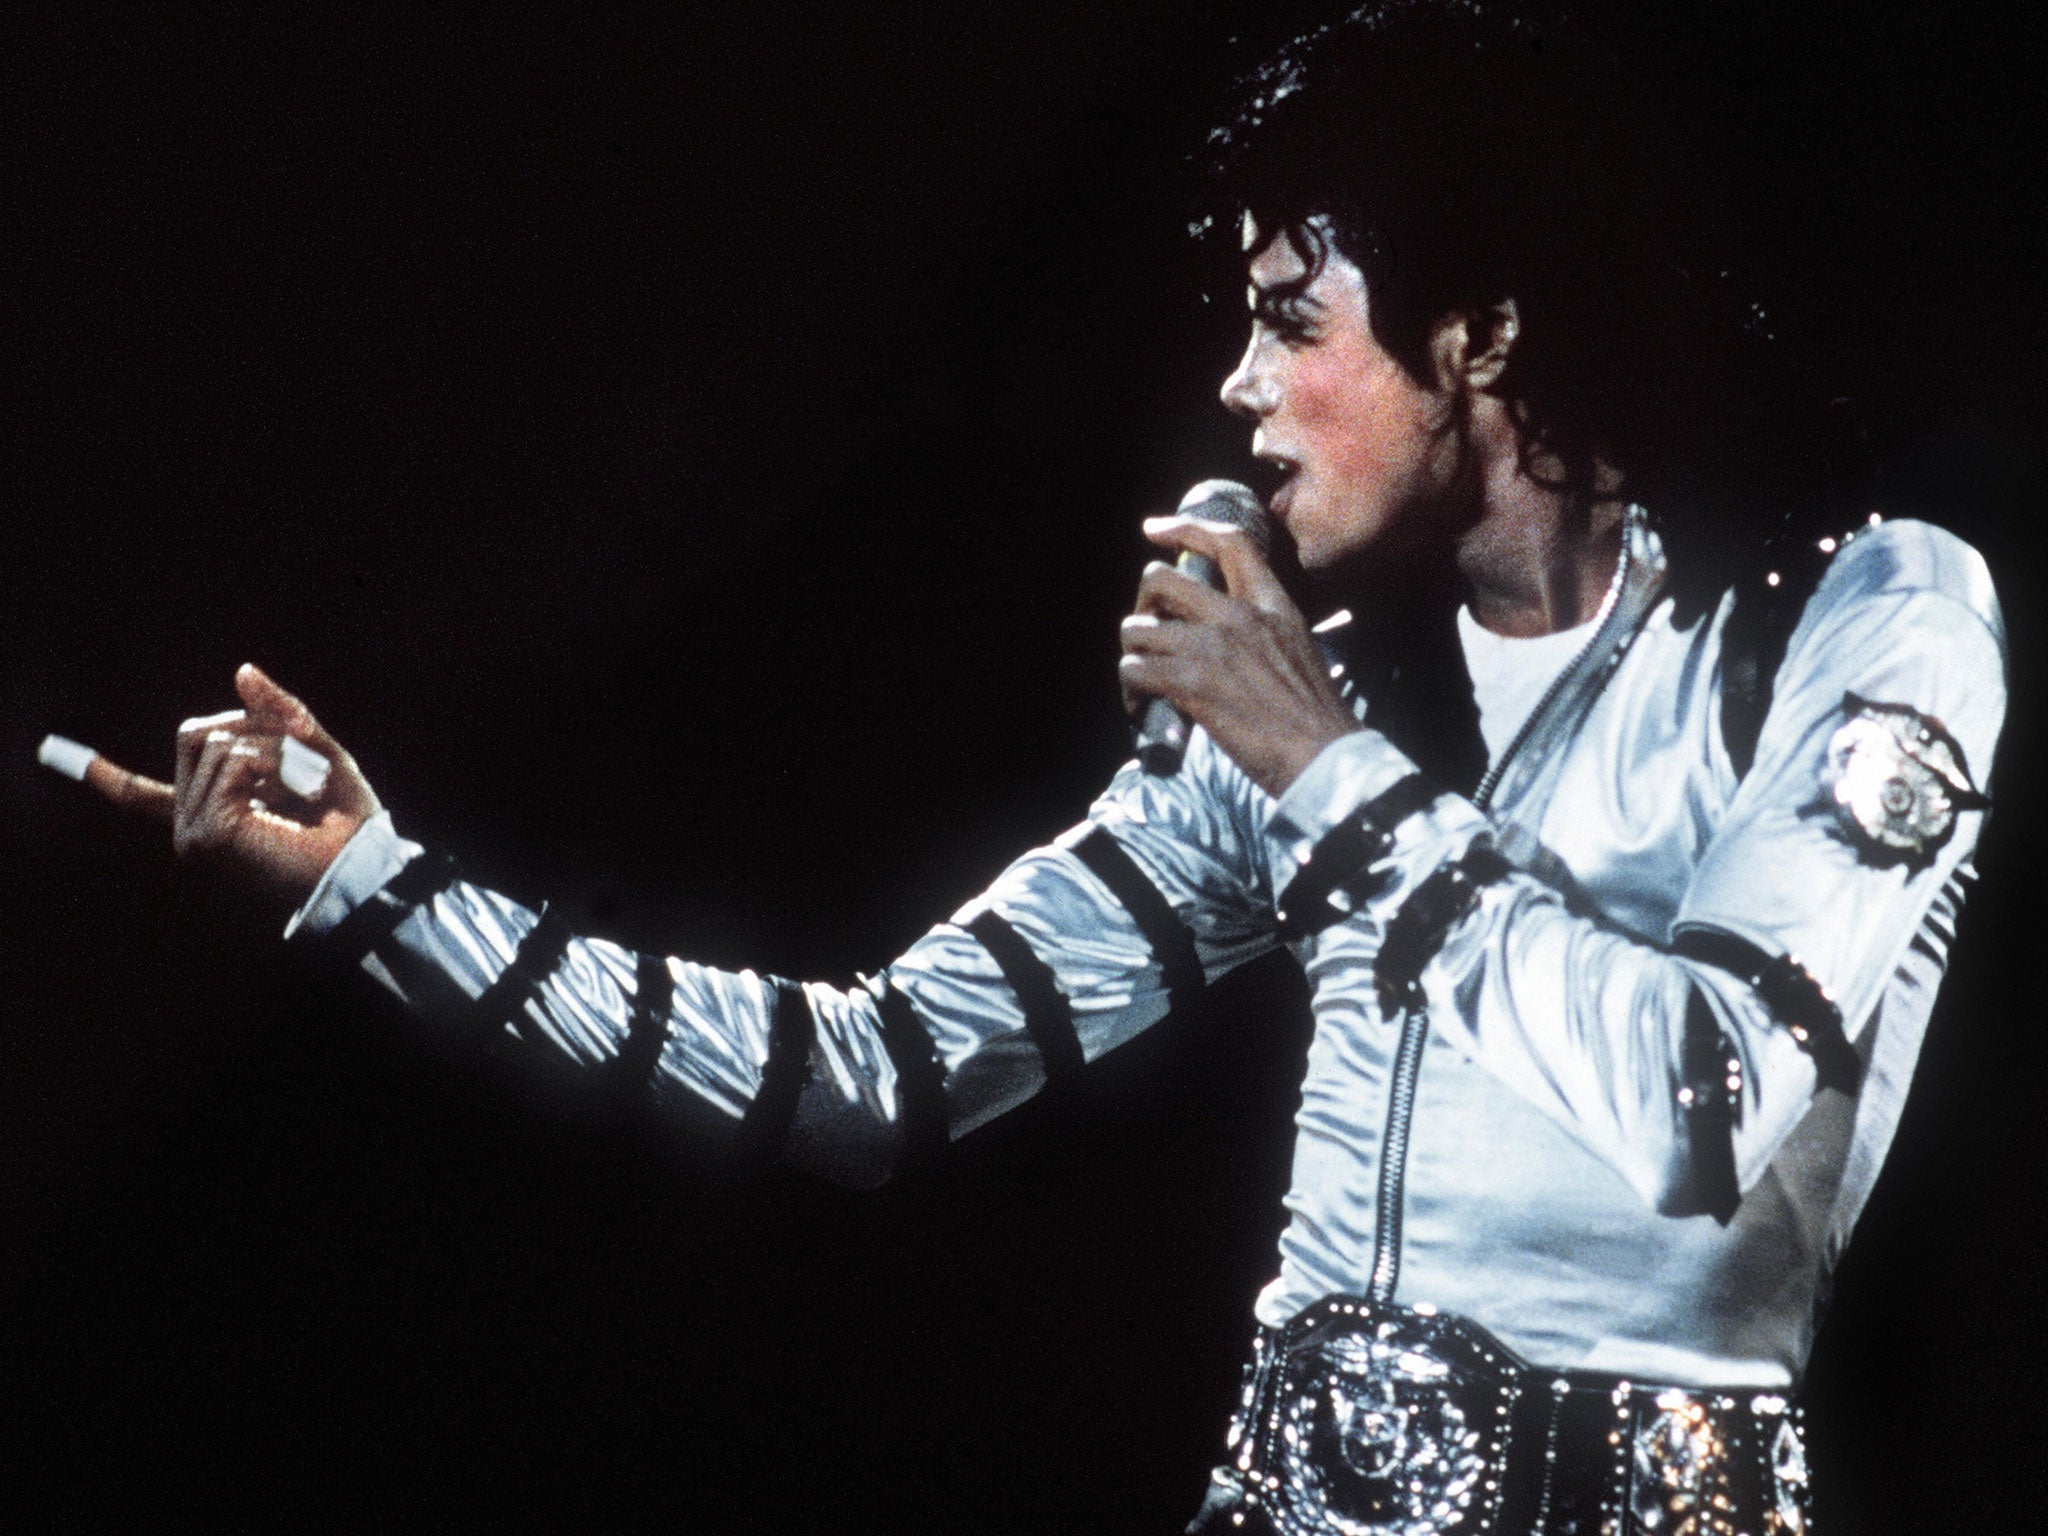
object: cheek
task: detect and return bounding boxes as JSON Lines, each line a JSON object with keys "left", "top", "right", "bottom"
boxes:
{"left": 1296, "top": 354, "right": 1436, "bottom": 489}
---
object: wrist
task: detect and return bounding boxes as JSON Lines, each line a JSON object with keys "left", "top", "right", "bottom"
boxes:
{"left": 282, "top": 810, "right": 418, "bottom": 941}
{"left": 1260, "top": 721, "right": 1369, "bottom": 799}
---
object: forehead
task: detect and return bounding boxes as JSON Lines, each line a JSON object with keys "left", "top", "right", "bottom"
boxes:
{"left": 1245, "top": 232, "right": 1311, "bottom": 291}
{"left": 1240, "top": 215, "right": 1366, "bottom": 308}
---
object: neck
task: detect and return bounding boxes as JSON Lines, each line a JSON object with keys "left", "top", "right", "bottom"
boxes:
{"left": 1455, "top": 424, "right": 1628, "bottom": 638}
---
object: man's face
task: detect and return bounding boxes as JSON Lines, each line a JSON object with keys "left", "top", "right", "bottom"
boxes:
{"left": 1220, "top": 219, "right": 1463, "bottom": 574}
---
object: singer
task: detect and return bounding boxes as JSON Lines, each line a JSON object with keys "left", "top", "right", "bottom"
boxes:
{"left": 67, "top": 4, "right": 2007, "bottom": 1532}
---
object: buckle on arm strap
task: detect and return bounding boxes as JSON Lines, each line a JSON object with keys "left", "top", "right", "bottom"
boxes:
{"left": 1372, "top": 843, "right": 1513, "bottom": 1012}
{"left": 1276, "top": 772, "right": 1440, "bottom": 940}
{"left": 1672, "top": 927, "right": 1860, "bottom": 1094}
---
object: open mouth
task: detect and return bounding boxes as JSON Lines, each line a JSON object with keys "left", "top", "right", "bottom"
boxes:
{"left": 1247, "top": 455, "right": 1299, "bottom": 508}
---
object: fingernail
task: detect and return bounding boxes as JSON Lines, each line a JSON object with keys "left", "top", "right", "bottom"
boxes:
{"left": 37, "top": 734, "right": 96, "bottom": 781}
{"left": 1141, "top": 516, "right": 1174, "bottom": 530}
{"left": 280, "top": 736, "right": 331, "bottom": 798}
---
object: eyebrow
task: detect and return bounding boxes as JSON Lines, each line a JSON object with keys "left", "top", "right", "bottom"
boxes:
{"left": 1248, "top": 258, "right": 1315, "bottom": 294}
{"left": 1248, "top": 278, "right": 1320, "bottom": 317}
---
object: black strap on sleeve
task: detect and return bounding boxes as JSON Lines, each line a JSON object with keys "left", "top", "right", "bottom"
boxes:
{"left": 459, "top": 902, "right": 575, "bottom": 1046}
{"left": 1372, "top": 844, "right": 1511, "bottom": 1013}
{"left": 1068, "top": 827, "right": 1206, "bottom": 1014}
{"left": 1276, "top": 772, "right": 1440, "bottom": 940}
{"left": 301, "top": 846, "right": 461, "bottom": 972}
{"left": 606, "top": 950, "right": 675, "bottom": 1102}
{"left": 962, "top": 909, "right": 1085, "bottom": 1087}
{"left": 1672, "top": 926, "right": 1861, "bottom": 1094}
{"left": 873, "top": 977, "right": 951, "bottom": 1176}
{"left": 724, "top": 977, "right": 817, "bottom": 1167}
{"left": 1660, "top": 986, "right": 1742, "bottom": 1224}
{"left": 1718, "top": 535, "right": 1831, "bottom": 780}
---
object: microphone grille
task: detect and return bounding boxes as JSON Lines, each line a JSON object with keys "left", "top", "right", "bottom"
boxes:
{"left": 1177, "top": 478, "right": 1273, "bottom": 556}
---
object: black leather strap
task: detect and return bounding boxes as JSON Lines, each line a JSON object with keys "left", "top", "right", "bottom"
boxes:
{"left": 1373, "top": 844, "right": 1511, "bottom": 1011}
{"left": 1070, "top": 827, "right": 1207, "bottom": 1014}
{"left": 607, "top": 950, "right": 674, "bottom": 1100}
{"left": 1661, "top": 987, "right": 1742, "bottom": 1223}
{"left": 724, "top": 978, "right": 817, "bottom": 1166}
{"left": 303, "top": 846, "right": 460, "bottom": 971}
{"left": 460, "top": 902, "right": 574, "bottom": 1045}
{"left": 1672, "top": 926, "right": 1861, "bottom": 1094}
{"left": 962, "top": 909, "right": 1086, "bottom": 1087}
{"left": 1276, "top": 772, "right": 1439, "bottom": 940}
{"left": 873, "top": 977, "right": 950, "bottom": 1176}
{"left": 1719, "top": 541, "right": 1830, "bottom": 780}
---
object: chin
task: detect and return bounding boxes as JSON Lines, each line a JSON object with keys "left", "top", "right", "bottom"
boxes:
{"left": 1302, "top": 525, "right": 1454, "bottom": 612}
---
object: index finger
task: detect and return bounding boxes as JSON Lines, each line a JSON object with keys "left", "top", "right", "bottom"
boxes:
{"left": 69, "top": 746, "right": 176, "bottom": 823}
{"left": 1141, "top": 515, "right": 1291, "bottom": 612}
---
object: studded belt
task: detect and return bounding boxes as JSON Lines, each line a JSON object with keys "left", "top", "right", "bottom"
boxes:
{"left": 1189, "top": 1296, "right": 1814, "bottom": 1536}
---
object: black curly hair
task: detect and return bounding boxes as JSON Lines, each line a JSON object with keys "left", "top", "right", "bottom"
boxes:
{"left": 1200, "top": 1, "right": 1855, "bottom": 595}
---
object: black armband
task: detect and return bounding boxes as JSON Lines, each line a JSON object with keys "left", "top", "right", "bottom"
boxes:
{"left": 1069, "top": 827, "right": 1206, "bottom": 1015}
{"left": 458, "top": 902, "right": 574, "bottom": 1046}
{"left": 299, "top": 846, "right": 460, "bottom": 973}
{"left": 1672, "top": 927, "right": 1861, "bottom": 1095}
{"left": 1661, "top": 986, "right": 1743, "bottom": 1224}
{"left": 873, "top": 976, "right": 951, "bottom": 1177}
{"left": 724, "top": 977, "right": 817, "bottom": 1167}
{"left": 962, "top": 908, "right": 1085, "bottom": 1088}
{"left": 1372, "top": 844, "right": 1513, "bottom": 1014}
{"left": 1276, "top": 773, "right": 1440, "bottom": 940}
{"left": 604, "top": 951, "right": 675, "bottom": 1103}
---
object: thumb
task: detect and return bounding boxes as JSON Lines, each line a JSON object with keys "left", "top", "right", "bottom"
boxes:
{"left": 234, "top": 663, "right": 338, "bottom": 753}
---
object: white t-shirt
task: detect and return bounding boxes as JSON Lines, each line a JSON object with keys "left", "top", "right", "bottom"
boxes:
{"left": 1455, "top": 604, "right": 1598, "bottom": 768}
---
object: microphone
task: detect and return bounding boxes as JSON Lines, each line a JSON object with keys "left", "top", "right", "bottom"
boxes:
{"left": 1132, "top": 478, "right": 1273, "bottom": 774}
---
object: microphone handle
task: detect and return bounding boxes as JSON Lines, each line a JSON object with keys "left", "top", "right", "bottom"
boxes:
{"left": 1132, "top": 549, "right": 1222, "bottom": 774}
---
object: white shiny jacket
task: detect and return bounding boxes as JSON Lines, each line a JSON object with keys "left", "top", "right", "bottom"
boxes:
{"left": 291, "top": 516, "right": 2005, "bottom": 1388}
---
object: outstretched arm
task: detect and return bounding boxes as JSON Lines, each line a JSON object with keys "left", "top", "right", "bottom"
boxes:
{"left": 79, "top": 664, "right": 1286, "bottom": 1189}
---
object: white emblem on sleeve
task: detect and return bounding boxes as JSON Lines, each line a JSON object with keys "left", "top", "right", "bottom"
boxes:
{"left": 1821, "top": 694, "right": 1987, "bottom": 867}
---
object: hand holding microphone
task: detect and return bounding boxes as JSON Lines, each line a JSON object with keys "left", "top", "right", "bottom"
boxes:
{"left": 1121, "top": 479, "right": 1361, "bottom": 799}
{"left": 1129, "top": 480, "right": 1273, "bottom": 773}
{"left": 40, "top": 664, "right": 380, "bottom": 901}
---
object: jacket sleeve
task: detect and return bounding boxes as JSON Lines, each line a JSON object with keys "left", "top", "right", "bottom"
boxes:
{"left": 284, "top": 728, "right": 1283, "bottom": 1188}
{"left": 1260, "top": 523, "right": 2007, "bottom": 1215}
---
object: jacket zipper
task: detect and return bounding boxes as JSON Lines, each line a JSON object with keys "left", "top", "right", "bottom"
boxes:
{"left": 1363, "top": 515, "right": 1640, "bottom": 1305}
{"left": 1367, "top": 997, "right": 1430, "bottom": 1302}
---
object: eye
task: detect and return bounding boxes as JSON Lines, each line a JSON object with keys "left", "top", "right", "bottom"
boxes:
{"left": 1252, "top": 293, "right": 1319, "bottom": 344}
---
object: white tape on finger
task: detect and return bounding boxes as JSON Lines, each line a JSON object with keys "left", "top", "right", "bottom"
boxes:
{"left": 38, "top": 734, "right": 98, "bottom": 782}
{"left": 280, "top": 736, "right": 331, "bottom": 799}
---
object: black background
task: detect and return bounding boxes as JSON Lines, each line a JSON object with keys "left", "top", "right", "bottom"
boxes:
{"left": 4, "top": 3, "right": 2042, "bottom": 1530}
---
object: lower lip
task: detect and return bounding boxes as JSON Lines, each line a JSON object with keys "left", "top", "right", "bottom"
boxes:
{"left": 1270, "top": 475, "right": 1297, "bottom": 519}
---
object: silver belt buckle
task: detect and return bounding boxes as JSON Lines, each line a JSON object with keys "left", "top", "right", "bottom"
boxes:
{"left": 1258, "top": 1300, "right": 1522, "bottom": 1536}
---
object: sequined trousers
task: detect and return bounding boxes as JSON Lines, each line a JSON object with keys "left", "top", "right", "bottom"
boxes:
{"left": 1187, "top": 1297, "right": 1813, "bottom": 1536}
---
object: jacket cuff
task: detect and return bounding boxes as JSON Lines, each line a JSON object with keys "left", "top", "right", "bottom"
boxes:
{"left": 282, "top": 811, "right": 422, "bottom": 941}
{"left": 1267, "top": 729, "right": 1422, "bottom": 855}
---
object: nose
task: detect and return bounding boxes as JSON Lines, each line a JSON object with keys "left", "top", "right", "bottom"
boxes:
{"left": 1219, "top": 332, "right": 1275, "bottom": 419}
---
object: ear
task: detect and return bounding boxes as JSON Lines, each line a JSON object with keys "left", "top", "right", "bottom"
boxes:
{"left": 1430, "top": 298, "right": 1520, "bottom": 392}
